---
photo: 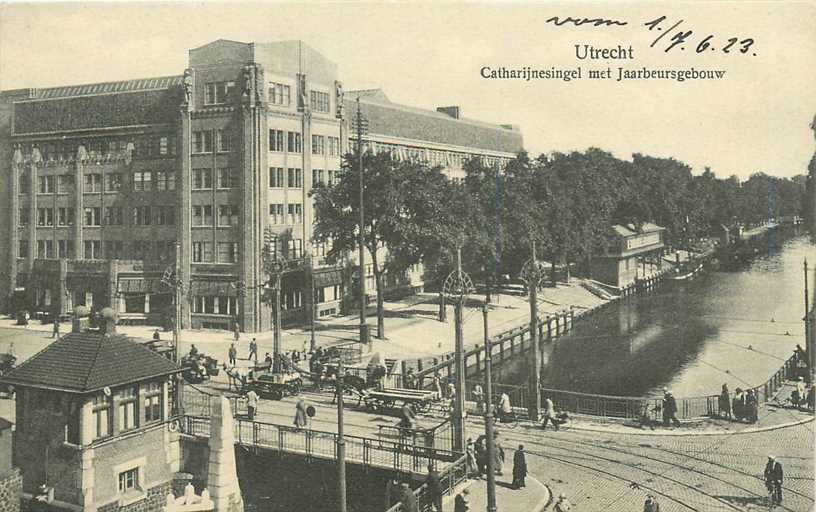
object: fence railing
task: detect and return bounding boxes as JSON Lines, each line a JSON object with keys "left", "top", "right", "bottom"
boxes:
{"left": 384, "top": 454, "right": 468, "bottom": 512}
{"left": 181, "top": 415, "right": 461, "bottom": 475}
{"left": 534, "top": 353, "right": 801, "bottom": 422}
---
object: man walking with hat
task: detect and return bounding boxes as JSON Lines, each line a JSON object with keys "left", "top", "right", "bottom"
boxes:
{"left": 764, "top": 455, "right": 784, "bottom": 506}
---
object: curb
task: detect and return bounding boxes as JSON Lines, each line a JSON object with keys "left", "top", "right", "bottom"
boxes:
{"left": 495, "top": 415, "right": 814, "bottom": 438}
{"left": 530, "top": 477, "right": 552, "bottom": 512}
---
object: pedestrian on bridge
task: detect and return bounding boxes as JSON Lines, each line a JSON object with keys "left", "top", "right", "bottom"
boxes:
{"left": 718, "top": 383, "right": 732, "bottom": 420}
{"left": 228, "top": 343, "right": 237, "bottom": 366}
{"left": 764, "top": 455, "right": 784, "bottom": 506}
{"left": 399, "top": 482, "right": 418, "bottom": 512}
{"left": 294, "top": 397, "right": 310, "bottom": 430}
{"left": 465, "top": 438, "right": 478, "bottom": 477}
{"left": 472, "top": 384, "right": 484, "bottom": 414}
{"left": 540, "top": 396, "right": 560, "bottom": 431}
{"left": 245, "top": 389, "right": 259, "bottom": 421}
{"left": 248, "top": 338, "right": 258, "bottom": 362}
{"left": 661, "top": 389, "right": 680, "bottom": 427}
{"left": 425, "top": 465, "right": 442, "bottom": 512}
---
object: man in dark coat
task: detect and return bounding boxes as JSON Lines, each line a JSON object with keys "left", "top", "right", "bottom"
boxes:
{"left": 512, "top": 444, "right": 527, "bottom": 489}
{"left": 764, "top": 455, "right": 784, "bottom": 505}
{"left": 425, "top": 466, "right": 442, "bottom": 512}
{"left": 662, "top": 389, "right": 680, "bottom": 427}
{"left": 454, "top": 488, "right": 470, "bottom": 512}
{"left": 399, "top": 482, "right": 419, "bottom": 512}
{"left": 474, "top": 435, "right": 487, "bottom": 476}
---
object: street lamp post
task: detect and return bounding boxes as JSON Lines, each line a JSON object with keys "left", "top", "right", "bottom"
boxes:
{"left": 336, "top": 358, "right": 347, "bottom": 512}
{"left": 443, "top": 247, "right": 473, "bottom": 453}
{"left": 521, "top": 242, "right": 545, "bottom": 422}
{"left": 483, "top": 304, "right": 497, "bottom": 512}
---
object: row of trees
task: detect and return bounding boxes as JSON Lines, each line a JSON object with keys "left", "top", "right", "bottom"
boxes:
{"left": 311, "top": 148, "right": 808, "bottom": 338}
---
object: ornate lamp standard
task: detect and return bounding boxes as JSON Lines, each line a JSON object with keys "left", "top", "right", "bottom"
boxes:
{"left": 443, "top": 248, "right": 473, "bottom": 452}
{"left": 520, "top": 243, "right": 547, "bottom": 422}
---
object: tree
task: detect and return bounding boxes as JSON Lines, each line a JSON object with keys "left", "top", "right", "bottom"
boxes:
{"left": 311, "top": 151, "right": 448, "bottom": 339}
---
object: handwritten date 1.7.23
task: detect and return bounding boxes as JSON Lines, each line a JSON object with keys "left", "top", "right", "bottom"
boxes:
{"left": 644, "top": 16, "right": 756, "bottom": 55}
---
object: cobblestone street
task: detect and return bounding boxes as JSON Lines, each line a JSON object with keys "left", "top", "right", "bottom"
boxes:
{"left": 487, "top": 418, "right": 815, "bottom": 511}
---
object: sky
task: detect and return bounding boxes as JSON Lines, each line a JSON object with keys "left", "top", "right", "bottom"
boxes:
{"left": 1, "top": 1, "right": 814, "bottom": 180}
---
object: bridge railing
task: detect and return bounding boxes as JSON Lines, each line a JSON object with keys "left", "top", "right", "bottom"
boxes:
{"left": 384, "top": 454, "right": 467, "bottom": 512}
{"left": 181, "top": 415, "right": 462, "bottom": 475}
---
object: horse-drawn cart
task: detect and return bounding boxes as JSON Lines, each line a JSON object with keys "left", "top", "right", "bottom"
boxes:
{"left": 246, "top": 371, "right": 303, "bottom": 400}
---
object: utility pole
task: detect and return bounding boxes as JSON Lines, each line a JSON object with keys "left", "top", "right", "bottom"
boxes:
{"left": 483, "top": 304, "right": 497, "bottom": 512}
{"left": 336, "top": 358, "right": 347, "bottom": 512}
{"left": 523, "top": 242, "right": 542, "bottom": 422}
{"left": 443, "top": 246, "right": 473, "bottom": 453}
{"left": 354, "top": 97, "right": 369, "bottom": 346}
{"left": 309, "top": 259, "right": 317, "bottom": 352}
{"left": 806, "top": 259, "right": 813, "bottom": 379}
{"left": 174, "top": 241, "right": 181, "bottom": 364}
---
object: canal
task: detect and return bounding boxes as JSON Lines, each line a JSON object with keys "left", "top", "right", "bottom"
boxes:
{"left": 497, "top": 232, "right": 814, "bottom": 399}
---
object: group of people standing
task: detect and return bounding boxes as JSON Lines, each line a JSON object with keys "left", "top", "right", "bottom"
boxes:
{"left": 717, "top": 383, "right": 760, "bottom": 423}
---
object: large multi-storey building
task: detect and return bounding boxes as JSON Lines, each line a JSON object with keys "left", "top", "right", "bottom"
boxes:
{"left": 0, "top": 39, "right": 523, "bottom": 332}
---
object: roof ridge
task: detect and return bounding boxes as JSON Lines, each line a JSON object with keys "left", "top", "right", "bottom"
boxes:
{"left": 84, "top": 332, "right": 108, "bottom": 391}
{"left": 36, "top": 74, "right": 183, "bottom": 93}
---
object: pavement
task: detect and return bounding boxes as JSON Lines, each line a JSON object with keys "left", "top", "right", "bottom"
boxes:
{"left": 455, "top": 474, "right": 550, "bottom": 512}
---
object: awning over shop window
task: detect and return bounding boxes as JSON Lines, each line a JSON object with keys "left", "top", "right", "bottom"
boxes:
{"left": 313, "top": 269, "right": 343, "bottom": 289}
{"left": 188, "top": 281, "right": 237, "bottom": 297}
{"left": 118, "top": 279, "right": 166, "bottom": 294}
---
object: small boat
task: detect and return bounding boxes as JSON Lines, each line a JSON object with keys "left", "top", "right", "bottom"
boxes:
{"left": 669, "top": 263, "right": 703, "bottom": 281}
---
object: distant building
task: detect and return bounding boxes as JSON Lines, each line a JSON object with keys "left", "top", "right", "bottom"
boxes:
{"left": 0, "top": 39, "right": 523, "bottom": 332}
{"left": 0, "top": 309, "right": 181, "bottom": 512}
{"left": 591, "top": 223, "right": 666, "bottom": 288}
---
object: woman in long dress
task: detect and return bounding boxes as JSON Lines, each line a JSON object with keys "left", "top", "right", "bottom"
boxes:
{"left": 294, "top": 397, "right": 309, "bottom": 429}
{"left": 465, "top": 438, "right": 479, "bottom": 477}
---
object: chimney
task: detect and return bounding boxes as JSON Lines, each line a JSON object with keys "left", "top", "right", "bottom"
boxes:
{"left": 98, "top": 307, "right": 116, "bottom": 335}
{"left": 72, "top": 306, "right": 90, "bottom": 333}
{"left": 436, "top": 106, "right": 460, "bottom": 119}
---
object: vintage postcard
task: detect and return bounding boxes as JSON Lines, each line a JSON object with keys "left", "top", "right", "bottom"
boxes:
{"left": 0, "top": 2, "right": 814, "bottom": 512}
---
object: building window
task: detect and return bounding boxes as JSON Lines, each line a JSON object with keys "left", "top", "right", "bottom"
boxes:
{"left": 92, "top": 393, "right": 112, "bottom": 440}
{"left": 269, "top": 129, "right": 285, "bottom": 152}
{"left": 117, "top": 386, "right": 138, "bottom": 432}
{"left": 192, "top": 169, "right": 213, "bottom": 190}
{"left": 217, "top": 242, "right": 238, "bottom": 263}
{"left": 288, "top": 238, "right": 303, "bottom": 259}
{"left": 133, "top": 206, "right": 152, "bottom": 226}
{"left": 19, "top": 172, "right": 30, "bottom": 194}
{"left": 84, "top": 207, "right": 101, "bottom": 226}
{"left": 84, "top": 240, "right": 101, "bottom": 259}
{"left": 18, "top": 240, "right": 28, "bottom": 258}
{"left": 283, "top": 290, "right": 303, "bottom": 310}
{"left": 118, "top": 468, "right": 139, "bottom": 494}
{"left": 144, "top": 382, "right": 163, "bottom": 423}
{"left": 38, "top": 175, "right": 55, "bottom": 194}
{"left": 84, "top": 174, "right": 102, "bottom": 193}
{"left": 103, "top": 173, "right": 121, "bottom": 192}
{"left": 287, "top": 168, "right": 302, "bottom": 188}
{"left": 218, "top": 205, "right": 239, "bottom": 226}
{"left": 104, "top": 240, "right": 123, "bottom": 259}
{"left": 155, "top": 206, "right": 175, "bottom": 225}
{"left": 193, "top": 131, "right": 213, "bottom": 154}
{"left": 268, "top": 82, "right": 291, "bottom": 106}
{"left": 133, "top": 171, "right": 152, "bottom": 191}
{"left": 104, "top": 207, "right": 123, "bottom": 226}
{"left": 217, "top": 296, "right": 238, "bottom": 316}
{"left": 327, "top": 170, "right": 339, "bottom": 186}
{"left": 155, "top": 171, "right": 175, "bottom": 191}
{"left": 37, "top": 208, "right": 54, "bottom": 226}
{"left": 217, "top": 168, "right": 234, "bottom": 189}
{"left": 312, "top": 169, "right": 324, "bottom": 188}
{"left": 310, "top": 91, "right": 330, "bottom": 113}
{"left": 205, "top": 81, "right": 235, "bottom": 105}
{"left": 58, "top": 207, "right": 75, "bottom": 226}
{"left": 328, "top": 136, "right": 340, "bottom": 157}
{"left": 287, "top": 132, "right": 302, "bottom": 153}
{"left": 216, "top": 130, "right": 232, "bottom": 152}
{"left": 18, "top": 208, "right": 29, "bottom": 226}
{"left": 269, "top": 167, "right": 284, "bottom": 188}
{"left": 269, "top": 204, "right": 284, "bottom": 224}
{"left": 312, "top": 135, "right": 325, "bottom": 155}
{"left": 192, "top": 242, "right": 212, "bottom": 263}
{"left": 192, "top": 205, "right": 213, "bottom": 227}
{"left": 56, "top": 175, "right": 74, "bottom": 194}
{"left": 287, "top": 203, "right": 303, "bottom": 224}
{"left": 37, "top": 240, "right": 55, "bottom": 259}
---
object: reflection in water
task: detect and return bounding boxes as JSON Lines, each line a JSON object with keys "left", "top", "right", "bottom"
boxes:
{"left": 498, "top": 232, "right": 813, "bottom": 399}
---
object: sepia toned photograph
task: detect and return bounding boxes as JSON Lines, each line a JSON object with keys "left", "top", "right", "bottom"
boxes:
{"left": 0, "top": 2, "right": 814, "bottom": 511}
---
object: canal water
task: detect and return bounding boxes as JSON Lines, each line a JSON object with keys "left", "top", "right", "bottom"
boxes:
{"left": 497, "top": 232, "right": 814, "bottom": 399}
